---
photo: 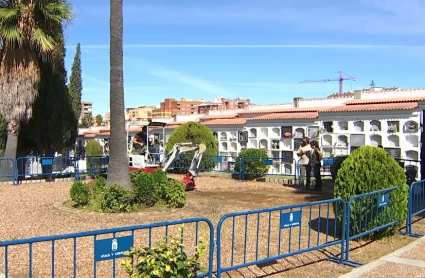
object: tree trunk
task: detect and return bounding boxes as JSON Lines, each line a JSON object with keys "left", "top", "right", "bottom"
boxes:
{"left": 2, "top": 120, "right": 19, "bottom": 180}
{"left": 106, "top": 0, "right": 131, "bottom": 189}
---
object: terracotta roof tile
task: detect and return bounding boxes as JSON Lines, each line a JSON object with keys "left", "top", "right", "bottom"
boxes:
{"left": 198, "top": 114, "right": 237, "bottom": 120}
{"left": 202, "top": 118, "right": 247, "bottom": 125}
{"left": 248, "top": 112, "right": 318, "bottom": 120}
{"left": 322, "top": 102, "right": 418, "bottom": 113}
{"left": 346, "top": 97, "right": 425, "bottom": 105}
{"left": 84, "top": 134, "right": 96, "bottom": 138}
{"left": 238, "top": 107, "right": 331, "bottom": 115}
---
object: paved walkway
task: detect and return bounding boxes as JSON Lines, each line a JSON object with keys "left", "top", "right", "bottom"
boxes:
{"left": 339, "top": 235, "right": 425, "bottom": 278}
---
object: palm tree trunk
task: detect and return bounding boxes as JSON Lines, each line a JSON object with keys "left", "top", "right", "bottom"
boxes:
{"left": 106, "top": 0, "right": 131, "bottom": 189}
{"left": 2, "top": 120, "right": 19, "bottom": 180}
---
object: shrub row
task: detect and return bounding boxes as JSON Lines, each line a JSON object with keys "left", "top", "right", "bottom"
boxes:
{"left": 70, "top": 170, "right": 186, "bottom": 213}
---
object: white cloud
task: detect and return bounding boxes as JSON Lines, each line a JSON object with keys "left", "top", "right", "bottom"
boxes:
{"left": 76, "top": 0, "right": 425, "bottom": 35}
{"left": 113, "top": 0, "right": 425, "bottom": 35}
{"left": 149, "top": 69, "right": 234, "bottom": 98}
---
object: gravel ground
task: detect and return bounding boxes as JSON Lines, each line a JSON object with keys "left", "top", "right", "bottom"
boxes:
{"left": 0, "top": 175, "right": 423, "bottom": 277}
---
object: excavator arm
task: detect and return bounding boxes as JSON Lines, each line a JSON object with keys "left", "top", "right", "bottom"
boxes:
{"left": 160, "top": 142, "right": 206, "bottom": 175}
{"left": 159, "top": 142, "right": 206, "bottom": 190}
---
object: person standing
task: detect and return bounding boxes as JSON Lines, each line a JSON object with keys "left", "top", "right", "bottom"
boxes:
{"left": 311, "top": 141, "right": 323, "bottom": 192}
{"left": 297, "top": 137, "right": 312, "bottom": 190}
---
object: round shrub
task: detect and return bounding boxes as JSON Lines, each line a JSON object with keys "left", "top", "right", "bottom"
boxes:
{"left": 165, "top": 121, "right": 217, "bottom": 169}
{"left": 93, "top": 177, "right": 106, "bottom": 197}
{"left": 85, "top": 140, "right": 103, "bottom": 171}
{"left": 70, "top": 181, "right": 91, "bottom": 206}
{"left": 334, "top": 146, "right": 408, "bottom": 239}
{"left": 85, "top": 140, "right": 103, "bottom": 156}
{"left": 133, "top": 170, "right": 166, "bottom": 207}
{"left": 164, "top": 179, "right": 186, "bottom": 208}
{"left": 100, "top": 184, "right": 136, "bottom": 213}
{"left": 234, "top": 148, "right": 271, "bottom": 180}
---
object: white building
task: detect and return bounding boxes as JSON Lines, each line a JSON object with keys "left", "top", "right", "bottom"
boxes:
{"left": 78, "top": 88, "right": 425, "bottom": 178}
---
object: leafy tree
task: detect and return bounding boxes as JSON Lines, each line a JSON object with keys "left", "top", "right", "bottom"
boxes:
{"left": 334, "top": 146, "right": 408, "bottom": 240}
{"left": 79, "top": 114, "right": 93, "bottom": 128}
{"left": 69, "top": 42, "right": 82, "bottom": 121}
{"left": 19, "top": 23, "right": 77, "bottom": 157}
{"left": 0, "top": 0, "right": 72, "bottom": 162}
{"left": 95, "top": 114, "right": 103, "bottom": 126}
{"left": 107, "top": 0, "right": 131, "bottom": 189}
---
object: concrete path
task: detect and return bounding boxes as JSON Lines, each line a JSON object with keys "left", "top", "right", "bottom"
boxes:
{"left": 339, "top": 235, "right": 425, "bottom": 278}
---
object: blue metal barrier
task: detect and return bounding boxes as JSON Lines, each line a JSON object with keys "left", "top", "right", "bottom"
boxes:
{"left": 201, "top": 154, "right": 239, "bottom": 175}
{"left": 15, "top": 156, "right": 76, "bottom": 183}
{"left": 344, "top": 186, "right": 404, "bottom": 266}
{"left": 75, "top": 156, "right": 109, "bottom": 178}
{"left": 0, "top": 158, "right": 15, "bottom": 181}
{"left": 0, "top": 217, "right": 214, "bottom": 278}
{"left": 216, "top": 199, "right": 346, "bottom": 277}
{"left": 239, "top": 157, "right": 298, "bottom": 183}
{"left": 405, "top": 180, "right": 425, "bottom": 237}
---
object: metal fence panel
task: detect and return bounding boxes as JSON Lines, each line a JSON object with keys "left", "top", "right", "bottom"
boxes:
{"left": 75, "top": 156, "right": 109, "bottom": 179}
{"left": 0, "top": 218, "right": 214, "bottom": 278}
{"left": 239, "top": 157, "right": 297, "bottom": 182}
{"left": 216, "top": 199, "right": 346, "bottom": 277}
{"left": 344, "top": 186, "right": 404, "bottom": 266}
{"left": 0, "top": 158, "right": 15, "bottom": 181}
{"left": 405, "top": 180, "right": 425, "bottom": 237}
{"left": 15, "top": 156, "right": 76, "bottom": 183}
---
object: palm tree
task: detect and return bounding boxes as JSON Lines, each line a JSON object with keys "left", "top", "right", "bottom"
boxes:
{"left": 0, "top": 0, "right": 72, "bottom": 165}
{"left": 107, "top": 0, "right": 131, "bottom": 189}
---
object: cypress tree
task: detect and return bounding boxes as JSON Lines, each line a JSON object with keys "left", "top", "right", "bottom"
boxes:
{"left": 69, "top": 43, "right": 82, "bottom": 121}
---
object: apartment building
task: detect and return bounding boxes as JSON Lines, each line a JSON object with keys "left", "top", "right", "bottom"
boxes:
{"left": 152, "top": 98, "right": 205, "bottom": 116}
{"left": 79, "top": 101, "right": 93, "bottom": 123}
{"left": 197, "top": 96, "right": 251, "bottom": 114}
{"left": 125, "top": 106, "right": 154, "bottom": 121}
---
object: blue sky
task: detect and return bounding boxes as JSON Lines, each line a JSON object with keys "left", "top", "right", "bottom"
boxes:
{"left": 64, "top": 0, "right": 425, "bottom": 116}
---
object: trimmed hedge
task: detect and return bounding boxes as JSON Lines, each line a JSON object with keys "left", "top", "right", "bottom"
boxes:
{"left": 234, "top": 148, "right": 271, "bottom": 180}
{"left": 165, "top": 121, "right": 217, "bottom": 169}
{"left": 334, "top": 146, "right": 408, "bottom": 240}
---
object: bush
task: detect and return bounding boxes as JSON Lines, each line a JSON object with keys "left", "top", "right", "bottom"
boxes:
{"left": 164, "top": 179, "right": 186, "bottom": 208}
{"left": 100, "top": 184, "right": 136, "bottom": 213}
{"left": 70, "top": 181, "right": 91, "bottom": 206}
{"left": 133, "top": 170, "right": 166, "bottom": 207}
{"left": 234, "top": 148, "right": 271, "bottom": 180}
{"left": 85, "top": 140, "right": 103, "bottom": 170}
{"left": 93, "top": 177, "right": 106, "bottom": 197}
{"left": 165, "top": 121, "right": 218, "bottom": 169}
{"left": 130, "top": 169, "right": 144, "bottom": 184}
{"left": 132, "top": 169, "right": 187, "bottom": 208}
{"left": 334, "top": 146, "right": 408, "bottom": 240}
{"left": 121, "top": 226, "right": 206, "bottom": 277}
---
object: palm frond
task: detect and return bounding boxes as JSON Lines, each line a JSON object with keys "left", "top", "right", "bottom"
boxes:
{"left": 0, "top": 21, "right": 21, "bottom": 44}
{"left": 0, "top": 6, "right": 19, "bottom": 20}
{"left": 31, "top": 28, "right": 55, "bottom": 52}
{"left": 37, "top": 2, "right": 72, "bottom": 23}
